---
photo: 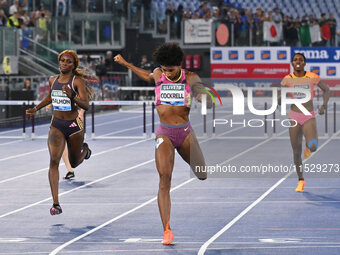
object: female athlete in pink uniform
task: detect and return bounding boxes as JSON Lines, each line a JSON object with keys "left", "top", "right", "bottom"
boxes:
{"left": 281, "top": 53, "right": 330, "bottom": 192}
{"left": 114, "top": 43, "right": 211, "bottom": 245}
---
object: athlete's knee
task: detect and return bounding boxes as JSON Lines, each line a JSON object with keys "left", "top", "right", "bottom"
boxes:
{"left": 307, "top": 139, "right": 318, "bottom": 152}
{"left": 159, "top": 172, "right": 171, "bottom": 189}
{"left": 50, "top": 157, "right": 61, "bottom": 167}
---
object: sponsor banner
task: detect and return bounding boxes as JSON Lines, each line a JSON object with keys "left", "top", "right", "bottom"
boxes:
{"left": 211, "top": 47, "right": 290, "bottom": 64}
{"left": 211, "top": 63, "right": 290, "bottom": 78}
{"left": 211, "top": 79, "right": 340, "bottom": 96}
{"left": 212, "top": 79, "right": 281, "bottom": 97}
{"left": 292, "top": 63, "right": 340, "bottom": 79}
{"left": 291, "top": 47, "right": 340, "bottom": 63}
{"left": 184, "top": 19, "right": 212, "bottom": 44}
{"left": 319, "top": 80, "right": 340, "bottom": 96}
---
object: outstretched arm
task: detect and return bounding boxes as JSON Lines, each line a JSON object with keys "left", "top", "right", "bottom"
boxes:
{"left": 114, "top": 54, "right": 153, "bottom": 83}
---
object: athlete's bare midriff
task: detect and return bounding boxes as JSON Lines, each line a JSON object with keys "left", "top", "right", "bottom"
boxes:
{"left": 53, "top": 110, "right": 79, "bottom": 120}
{"left": 291, "top": 100, "right": 314, "bottom": 113}
{"left": 157, "top": 104, "right": 190, "bottom": 125}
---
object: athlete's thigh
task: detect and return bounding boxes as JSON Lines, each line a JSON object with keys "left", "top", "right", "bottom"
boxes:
{"left": 301, "top": 118, "right": 317, "bottom": 142}
{"left": 155, "top": 135, "right": 175, "bottom": 176}
{"left": 67, "top": 130, "right": 85, "bottom": 159}
{"left": 48, "top": 127, "right": 66, "bottom": 160}
{"left": 177, "top": 131, "right": 205, "bottom": 167}
{"left": 289, "top": 124, "right": 303, "bottom": 149}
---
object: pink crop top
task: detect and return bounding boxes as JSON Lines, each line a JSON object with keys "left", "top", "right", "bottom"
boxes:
{"left": 281, "top": 71, "right": 320, "bottom": 100}
{"left": 155, "top": 69, "right": 192, "bottom": 107}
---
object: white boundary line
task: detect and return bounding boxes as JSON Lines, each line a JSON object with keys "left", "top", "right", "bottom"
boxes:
{"left": 49, "top": 178, "right": 194, "bottom": 255}
{"left": 0, "top": 148, "right": 48, "bottom": 162}
{"left": 48, "top": 128, "right": 276, "bottom": 254}
{"left": 0, "top": 140, "right": 22, "bottom": 146}
{"left": 0, "top": 156, "right": 154, "bottom": 220}
{"left": 0, "top": 139, "right": 149, "bottom": 184}
{"left": 197, "top": 129, "right": 340, "bottom": 255}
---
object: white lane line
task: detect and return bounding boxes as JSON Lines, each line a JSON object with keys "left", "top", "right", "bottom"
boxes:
{"left": 48, "top": 127, "right": 274, "bottom": 254}
{"left": 0, "top": 116, "right": 152, "bottom": 162}
{"left": 0, "top": 158, "right": 155, "bottom": 220}
{"left": 197, "top": 129, "right": 340, "bottom": 255}
{"left": 49, "top": 178, "right": 194, "bottom": 255}
{"left": 0, "top": 148, "right": 48, "bottom": 162}
{"left": 219, "top": 129, "right": 287, "bottom": 166}
{"left": 0, "top": 140, "right": 22, "bottom": 146}
{"left": 0, "top": 139, "right": 150, "bottom": 184}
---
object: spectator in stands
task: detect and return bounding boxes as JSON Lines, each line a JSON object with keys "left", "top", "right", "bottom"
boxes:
{"left": 22, "top": 79, "right": 32, "bottom": 91}
{"left": 229, "top": 9, "right": 241, "bottom": 45}
{"left": 203, "top": 8, "right": 212, "bottom": 21}
{"left": 265, "top": 10, "right": 273, "bottom": 21}
{"left": 295, "top": 16, "right": 301, "bottom": 31}
{"left": 192, "top": 10, "right": 200, "bottom": 19}
{"left": 328, "top": 13, "right": 337, "bottom": 46}
{"left": 9, "top": 0, "right": 19, "bottom": 15}
{"left": 80, "top": 55, "right": 90, "bottom": 69}
{"left": 299, "top": 15, "right": 311, "bottom": 46}
{"left": 198, "top": 2, "right": 208, "bottom": 18}
{"left": 309, "top": 15, "right": 321, "bottom": 46}
{"left": 37, "top": 12, "right": 48, "bottom": 41}
{"left": 272, "top": 7, "right": 282, "bottom": 23}
{"left": 104, "top": 50, "right": 115, "bottom": 72}
{"left": 0, "top": 9, "right": 7, "bottom": 26}
{"left": 0, "top": 0, "right": 8, "bottom": 11}
{"left": 285, "top": 16, "right": 298, "bottom": 46}
{"left": 175, "top": 4, "right": 184, "bottom": 38}
{"left": 319, "top": 13, "right": 331, "bottom": 46}
{"left": 7, "top": 11, "right": 20, "bottom": 28}
{"left": 253, "top": 8, "right": 264, "bottom": 46}
{"left": 21, "top": 10, "right": 31, "bottom": 26}
{"left": 238, "top": 9, "right": 251, "bottom": 46}
{"left": 21, "top": 0, "right": 28, "bottom": 12}
{"left": 182, "top": 7, "right": 192, "bottom": 20}
{"left": 137, "top": 55, "right": 153, "bottom": 99}
{"left": 165, "top": 2, "right": 176, "bottom": 37}
{"left": 212, "top": 6, "right": 220, "bottom": 21}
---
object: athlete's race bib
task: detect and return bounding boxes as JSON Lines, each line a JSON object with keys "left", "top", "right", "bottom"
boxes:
{"left": 51, "top": 90, "right": 71, "bottom": 111}
{"left": 160, "top": 84, "right": 185, "bottom": 106}
{"left": 293, "top": 84, "right": 310, "bottom": 99}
